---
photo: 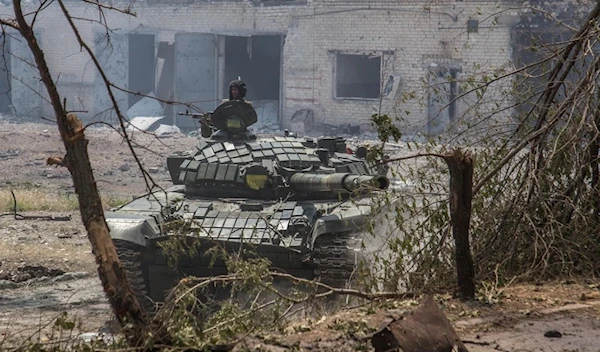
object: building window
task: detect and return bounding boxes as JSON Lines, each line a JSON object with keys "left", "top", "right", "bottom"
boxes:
{"left": 467, "top": 19, "right": 479, "bottom": 33}
{"left": 335, "top": 54, "right": 381, "bottom": 99}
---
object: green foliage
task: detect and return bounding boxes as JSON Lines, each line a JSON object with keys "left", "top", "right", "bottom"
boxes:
{"left": 470, "top": 116, "right": 600, "bottom": 280}
{"left": 103, "top": 195, "right": 130, "bottom": 209}
{"left": 371, "top": 114, "right": 402, "bottom": 144}
{"left": 349, "top": 139, "right": 457, "bottom": 294}
{"left": 151, "top": 220, "right": 307, "bottom": 347}
{"left": 154, "top": 252, "right": 298, "bottom": 349}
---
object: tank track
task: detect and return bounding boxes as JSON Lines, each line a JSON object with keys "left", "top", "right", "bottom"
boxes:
{"left": 313, "top": 232, "right": 362, "bottom": 289}
{"left": 113, "top": 239, "right": 156, "bottom": 315}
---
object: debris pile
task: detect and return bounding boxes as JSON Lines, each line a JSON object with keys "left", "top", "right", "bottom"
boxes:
{"left": 0, "top": 265, "right": 65, "bottom": 283}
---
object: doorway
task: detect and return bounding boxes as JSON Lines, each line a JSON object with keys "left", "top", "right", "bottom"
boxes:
{"left": 128, "top": 33, "right": 156, "bottom": 107}
{"left": 427, "top": 65, "right": 460, "bottom": 135}
{"left": 94, "top": 31, "right": 157, "bottom": 121}
{"left": 223, "top": 35, "right": 282, "bottom": 126}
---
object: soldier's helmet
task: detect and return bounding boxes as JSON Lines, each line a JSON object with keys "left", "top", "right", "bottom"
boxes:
{"left": 229, "top": 79, "right": 247, "bottom": 100}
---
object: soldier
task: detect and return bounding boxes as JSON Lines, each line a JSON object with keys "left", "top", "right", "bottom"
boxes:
{"left": 228, "top": 79, "right": 247, "bottom": 102}
{"left": 197, "top": 79, "right": 251, "bottom": 137}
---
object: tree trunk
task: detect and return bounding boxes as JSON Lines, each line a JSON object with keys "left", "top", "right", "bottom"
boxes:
{"left": 592, "top": 90, "right": 600, "bottom": 220}
{"left": 444, "top": 149, "right": 475, "bottom": 300}
{"left": 11, "top": 0, "right": 149, "bottom": 342}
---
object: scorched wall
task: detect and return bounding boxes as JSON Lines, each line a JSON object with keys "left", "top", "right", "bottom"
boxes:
{"left": 0, "top": 0, "right": 519, "bottom": 135}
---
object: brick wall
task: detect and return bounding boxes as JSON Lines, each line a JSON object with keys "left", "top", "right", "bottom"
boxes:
{"left": 289, "top": 3, "right": 518, "bottom": 134}
{"left": 5, "top": 0, "right": 518, "bottom": 134}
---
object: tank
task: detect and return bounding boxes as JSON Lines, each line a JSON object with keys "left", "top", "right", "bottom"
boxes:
{"left": 106, "top": 100, "right": 395, "bottom": 311}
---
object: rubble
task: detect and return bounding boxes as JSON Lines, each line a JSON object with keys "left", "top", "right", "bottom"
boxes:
{"left": 0, "top": 149, "right": 20, "bottom": 160}
{"left": 289, "top": 109, "right": 314, "bottom": 134}
{"left": 154, "top": 124, "right": 181, "bottom": 136}
{"left": 77, "top": 332, "right": 118, "bottom": 345}
{"left": 0, "top": 265, "right": 65, "bottom": 283}
{"left": 544, "top": 330, "right": 562, "bottom": 338}
{"left": 126, "top": 116, "right": 164, "bottom": 132}
{"left": 57, "top": 232, "right": 74, "bottom": 239}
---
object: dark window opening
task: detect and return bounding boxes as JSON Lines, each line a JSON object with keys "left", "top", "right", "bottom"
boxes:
{"left": 467, "top": 19, "right": 479, "bottom": 33}
{"left": 223, "top": 35, "right": 281, "bottom": 101}
{"left": 0, "top": 35, "right": 11, "bottom": 113}
{"left": 128, "top": 33, "right": 156, "bottom": 107}
{"left": 335, "top": 54, "right": 381, "bottom": 99}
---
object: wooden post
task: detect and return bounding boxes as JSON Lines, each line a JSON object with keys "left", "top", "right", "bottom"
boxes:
{"left": 444, "top": 149, "right": 475, "bottom": 300}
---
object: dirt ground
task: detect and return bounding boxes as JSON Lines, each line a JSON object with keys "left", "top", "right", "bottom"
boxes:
{"left": 1, "top": 119, "right": 600, "bottom": 351}
{"left": 0, "top": 120, "right": 202, "bottom": 198}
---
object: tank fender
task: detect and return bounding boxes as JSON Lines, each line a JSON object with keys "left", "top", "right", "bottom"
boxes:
{"left": 310, "top": 211, "right": 368, "bottom": 247}
{"left": 310, "top": 195, "right": 405, "bottom": 247}
{"left": 105, "top": 213, "right": 162, "bottom": 248}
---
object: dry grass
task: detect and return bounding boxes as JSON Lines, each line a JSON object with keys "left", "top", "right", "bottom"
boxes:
{"left": 0, "top": 185, "right": 127, "bottom": 276}
{"left": 0, "top": 185, "right": 129, "bottom": 212}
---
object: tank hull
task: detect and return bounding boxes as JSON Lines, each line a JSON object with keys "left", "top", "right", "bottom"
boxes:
{"left": 106, "top": 186, "right": 391, "bottom": 305}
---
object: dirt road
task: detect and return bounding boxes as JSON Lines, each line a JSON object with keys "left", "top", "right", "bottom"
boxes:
{"left": 0, "top": 120, "right": 199, "bottom": 197}
{"left": 0, "top": 275, "right": 111, "bottom": 344}
{"left": 460, "top": 306, "right": 600, "bottom": 352}
{"left": 2, "top": 270, "right": 600, "bottom": 351}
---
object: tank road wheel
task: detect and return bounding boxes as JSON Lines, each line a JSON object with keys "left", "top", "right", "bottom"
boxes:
{"left": 113, "top": 239, "right": 156, "bottom": 315}
{"left": 313, "top": 232, "right": 362, "bottom": 289}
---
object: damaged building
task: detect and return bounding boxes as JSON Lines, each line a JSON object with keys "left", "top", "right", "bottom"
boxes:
{"left": 0, "top": 0, "right": 581, "bottom": 135}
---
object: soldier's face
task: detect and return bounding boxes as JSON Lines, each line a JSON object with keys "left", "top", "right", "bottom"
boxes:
{"left": 231, "top": 87, "right": 239, "bottom": 99}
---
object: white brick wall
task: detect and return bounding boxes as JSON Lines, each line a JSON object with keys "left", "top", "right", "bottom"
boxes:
{"left": 3, "top": 0, "right": 518, "bottom": 134}
{"left": 281, "top": 2, "right": 517, "bottom": 133}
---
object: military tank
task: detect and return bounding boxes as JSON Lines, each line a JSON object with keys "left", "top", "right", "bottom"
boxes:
{"left": 106, "top": 100, "right": 393, "bottom": 311}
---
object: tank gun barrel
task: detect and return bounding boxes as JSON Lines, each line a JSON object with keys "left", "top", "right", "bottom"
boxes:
{"left": 288, "top": 173, "right": 389, "bottom": 193}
